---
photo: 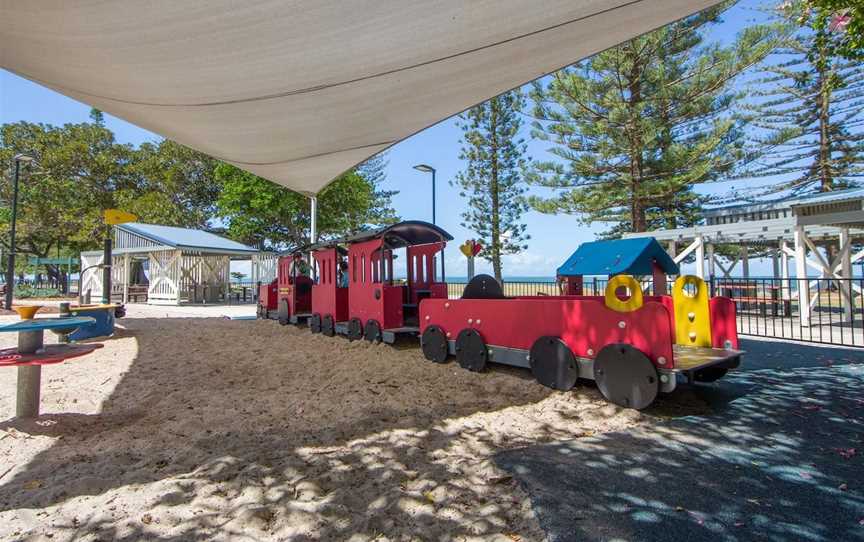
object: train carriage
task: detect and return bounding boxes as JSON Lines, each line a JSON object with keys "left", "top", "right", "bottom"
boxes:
{"left": 339, "top": 221, "right": 452, "bottom": 342}
{"left": 275, "top": 250, "right": 314, "bottom": 325}
{"left": 309, "top": 243, "right": 349, "bottom": 336}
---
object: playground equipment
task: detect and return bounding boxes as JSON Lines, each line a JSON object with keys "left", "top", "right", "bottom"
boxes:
{"left": 60, "top": 302, "right": 122, "bottom": 340}
{"left": 258, "top": 228, "right": 741, "bottom": 409}
{"left": 275, "top": 250, "right": 314, "bottom": 325}
{"left": 338, "top": 221, "right": 451, "bottom": 342}
{"left": 309, "top": 243, "right": 349, "bottom": 336}
{"left": 0, "top": 306, "right": 101, "bottom": 418}
{"left": 420, "top": 238, "right": 740, "bottom": 409}
{"left": 459, "top": 239, "right": 483, "bottom": 280}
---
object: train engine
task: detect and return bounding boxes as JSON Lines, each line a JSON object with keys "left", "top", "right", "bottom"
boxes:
{"left": 419, "top": 238, "right": 741, "bottom": 410}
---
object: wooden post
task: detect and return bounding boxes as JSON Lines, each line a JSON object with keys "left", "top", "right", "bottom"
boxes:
{"left": 123, "top": 253, "right": 130, "bottom": 304}
{"left": 16, "top": 328, "right": 44, "bottom": 418}
{"left": 780, "top": 240, "right": 791, "bottom": 301}
{"left": 840, "top": 228, "right": 853, "bottom": 323}
{"left": 706, "top": 243, "right": 715, "bottom": 279}
{"left": 651, "top": 262, "right": 667, "bottom": 296}
{"left": 794, "top": 226, "right": 810, "bottom": 326}
{"left": 667, "top": 241, "right": 677, "bottom": 281}
{"left": 741, "top": 245, "right": 750, "bottom": 279}
{"left": 16, "top": 366, "right": 41, "bottom": 418}
{"left": 694, "top": 235, "right": 705, "bottom": 279}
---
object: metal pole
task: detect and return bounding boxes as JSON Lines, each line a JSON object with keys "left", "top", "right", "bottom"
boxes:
{"left": 309, "top": 195, "right": 318, "bottom": 269}
{"left": 431, "top": 169, "right": 436, "bottom": 225}
{"left": 101, "top": 235, "right": 112, "bottom": 305}
{"left": 5, "top": 160, "right": 21, "bottom": 310}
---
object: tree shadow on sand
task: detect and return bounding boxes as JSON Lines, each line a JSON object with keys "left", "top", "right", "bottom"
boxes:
{"left": 0, "top": 316, "right": 710, "bottom": 541}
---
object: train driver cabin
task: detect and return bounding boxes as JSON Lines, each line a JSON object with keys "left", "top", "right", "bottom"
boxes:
{"left": 342, "top": 221, "right": 453, "bottom": 343}
{"left": 276, "top": 249, "right": 314, "bottom": 325}
{"left": 556, "top": 237, "right": 678, "bottom": 297}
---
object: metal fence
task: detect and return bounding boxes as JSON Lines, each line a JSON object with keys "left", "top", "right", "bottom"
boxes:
{"left": 713, "top": 277, "right": 864, "bottom": 347}
{"left": 447, "top": 277, "right": 864, "bottom": 348}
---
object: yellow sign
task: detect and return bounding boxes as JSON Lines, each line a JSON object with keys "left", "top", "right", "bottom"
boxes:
{"left": 104, "top": 209, "right": 138, "bottom": 225}
{"left": 459, "top": 239, "right": 483, "bottom": 258}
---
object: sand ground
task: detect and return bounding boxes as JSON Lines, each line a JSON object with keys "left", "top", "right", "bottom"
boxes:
{"left": 0, "top": 304, "right": 708, "bottom": 541}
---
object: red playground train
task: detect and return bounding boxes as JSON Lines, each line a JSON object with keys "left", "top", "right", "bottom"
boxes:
{"left": 258, "top": 221, "right": 742, "bottom": 409}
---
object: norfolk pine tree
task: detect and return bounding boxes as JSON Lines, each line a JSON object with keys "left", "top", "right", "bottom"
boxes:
{"left": 741, "top": 1, "right": 864, "bottom": 196}
{"left": 527, "top": 6, "right": 778, "bottom": 235}
{"left": 454, "top": 91, "right": 530, "bottom": 282}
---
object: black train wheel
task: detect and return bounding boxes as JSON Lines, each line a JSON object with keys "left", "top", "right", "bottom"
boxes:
{"left": 455, "top": 329, "right": 488, "bottom": 372}
{"left": 421, "top": 325, "right": 449, "bottom": 363}
{"left": 364, "top": 320, "right": 382, "bottom": 343}
{"left": 593, "top": 343, "right": 658, "bottom": 410}
{"left": 321, "top": 314, "right": 335, "bottom": 337}
{"left": 347, "top": 317, "right": 364, "bottom": 341}
{"left": 530, "top": 336, "right": 579, "bottom": 391}
{"left": 277, "top": 299, "right": 290, "bottom": 326}
{"left": 310, "top": 313, "right": 322, "bottom": 334}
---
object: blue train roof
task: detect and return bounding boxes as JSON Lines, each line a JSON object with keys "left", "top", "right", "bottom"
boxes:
{"left": 557, "top": 237, "right": 679, "bottom": 277}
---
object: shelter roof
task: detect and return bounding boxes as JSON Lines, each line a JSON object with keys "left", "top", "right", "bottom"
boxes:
{"left": 116, "top": 223, "right": 258, "bottom": 255}
{"left": 557, "top": 238, "right": 679, "bottom": 277}
{"left": 1, "top": 1, "right": 718, "bottom": 194}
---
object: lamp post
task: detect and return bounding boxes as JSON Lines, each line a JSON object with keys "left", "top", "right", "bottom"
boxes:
{"left": 412, "top": 164, "right": 436, "bottom": 225}
{"left": 5, "top": 153, "right": 36, "bottom": 310}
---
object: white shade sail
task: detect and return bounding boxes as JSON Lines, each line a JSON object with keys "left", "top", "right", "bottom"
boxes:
{"left": 1, "top": 0, "right": 718, "bottom": 194}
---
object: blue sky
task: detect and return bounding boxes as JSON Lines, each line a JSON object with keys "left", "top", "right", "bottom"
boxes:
{"left": 0, "top": 1, "right": 780, "bottom": 278}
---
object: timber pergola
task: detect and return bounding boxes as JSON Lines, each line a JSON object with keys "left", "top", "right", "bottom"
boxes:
{"left": 623, "top": 187, "right": 864, "bottom": 326}
{"left": 80, "top": 223, "right": 276, "bottom": 305}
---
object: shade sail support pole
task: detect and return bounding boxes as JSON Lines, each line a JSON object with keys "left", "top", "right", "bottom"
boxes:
{"left": 309, "top": 196, "right": 318, "bottom": 267}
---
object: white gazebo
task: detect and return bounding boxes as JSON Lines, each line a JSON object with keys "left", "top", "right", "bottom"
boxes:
{"left": 624, "top": 187, "right": 864, "bottom": 326}
{"left": 80, "top": 223, "right": 276, "bottom": 305}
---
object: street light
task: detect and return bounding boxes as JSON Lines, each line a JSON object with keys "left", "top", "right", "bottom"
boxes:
{"left": 5, "top": 153, "right": 37, "bottom": 310}
{"left": 412, "top": 164, "right": 436, "bottom": 225}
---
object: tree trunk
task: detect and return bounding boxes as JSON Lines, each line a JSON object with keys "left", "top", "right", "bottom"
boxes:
{"left": 490, "top": 98, "right": 503, "bottom": 283}
{"left": 628, "top": 59, "right": 647, "bottom": 233}
{"left": 817, "top": 38, "right": 833, "bottom": 192}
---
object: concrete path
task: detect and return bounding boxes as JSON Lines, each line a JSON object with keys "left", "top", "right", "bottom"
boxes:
{"left": 496, "top": 338, "right": 864, "bottom": 541}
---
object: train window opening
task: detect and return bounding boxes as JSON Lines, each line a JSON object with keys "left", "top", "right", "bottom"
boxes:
{"left": 372, "top": 251, "right": 381, "bottom": 283}
{"left": 682, "top": 281, "right": 698, "bottom": 298}
{"left": 352, "top": 255, "right": 357, "bottom": 283}
{"left": 361, "top": 254, "right": 366, "bottom": 283}
{"left": 614, "top": 285, "right": 632, "bottom": 301}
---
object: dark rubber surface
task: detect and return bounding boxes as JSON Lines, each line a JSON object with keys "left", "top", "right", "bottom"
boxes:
{"left": 496, "top": 338, "right": 864, "bottom": 542}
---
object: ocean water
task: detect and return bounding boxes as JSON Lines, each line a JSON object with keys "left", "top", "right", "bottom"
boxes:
{"left": 446, "top": 276, "right": 556, "bottom": 283}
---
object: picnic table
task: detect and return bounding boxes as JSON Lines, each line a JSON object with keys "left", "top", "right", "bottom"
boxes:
{"left": 0, "top": 315, "right": 100, "bottom": 418}
{"left": 718, "top": 281, "right": 792, "bottom": 317}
